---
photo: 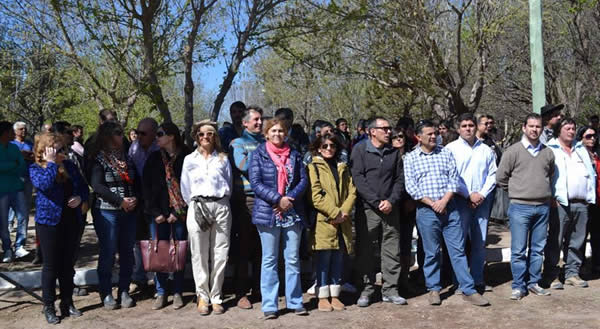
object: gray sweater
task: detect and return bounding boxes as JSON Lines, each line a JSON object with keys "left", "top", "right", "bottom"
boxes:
{"left": 496, "top": 141, "right": 555, "bottom": 205}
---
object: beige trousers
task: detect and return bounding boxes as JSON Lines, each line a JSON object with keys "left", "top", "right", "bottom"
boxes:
{"left": 186, "top": 198, "right": 232, "bottom": 304}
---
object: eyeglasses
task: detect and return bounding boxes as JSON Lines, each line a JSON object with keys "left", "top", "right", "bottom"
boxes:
{"left": 156, "top": 131, "right": 165, "bottom": 137}
{"left": 197, "top": 131, "right": 214, "bottom": 138}
{"left": 373, "top": 126, "right": 392, "bottom": 132}
{"left": 584, "top": 134, "right": 597, "bottom": 140}
{"left": 392, "top": 134, "right": 405, "bottom": 140}
{"left": 320, "top": 143, "right": 336, "bottom": 150}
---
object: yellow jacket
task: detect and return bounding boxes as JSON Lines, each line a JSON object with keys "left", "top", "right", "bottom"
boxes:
{"left": 308, "top": 156, "right": 356, "bottom": 254}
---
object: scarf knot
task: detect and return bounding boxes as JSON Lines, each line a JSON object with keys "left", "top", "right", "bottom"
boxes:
{"left": 265, "top": 142, "right": 291, "bottom": 195}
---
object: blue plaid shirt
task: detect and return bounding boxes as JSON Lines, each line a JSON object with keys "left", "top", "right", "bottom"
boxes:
{"left": 403, "top": 145, "right": 459, "bottom": 201}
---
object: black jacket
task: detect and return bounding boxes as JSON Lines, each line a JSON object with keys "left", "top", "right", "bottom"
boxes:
{"left": 350, "top": 139, "right": 404, "bottom": 209}
{"left": 142, "top": 148, "right": 190, "bottom": 219}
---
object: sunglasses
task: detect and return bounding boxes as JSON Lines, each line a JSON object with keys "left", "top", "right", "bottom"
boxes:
{"left": 373, "top": 126, "right": 392, "bottom": 132}
{"left": 584, "top": 134, "right": 597, "bottom": 140}
{"left": 320, "top": 143, "right": 336, "bottom": 150}
{"left": 392, "top": 134, "right": 405, "bottom": 140}
{"left": 156, "top": 131, "right": 166, "bottom": 137}
{"left": 197, "top": 131, "right": 214, "bottom": 138}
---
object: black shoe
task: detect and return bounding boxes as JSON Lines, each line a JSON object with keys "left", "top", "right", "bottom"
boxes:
{"left": 32, "top": 248, "right": 42, "bottom": 265}
{"left": 264, "top": 311, "right": 278, "bottom": 320}
{"left": 294, "top": 307, "right": 308, "bottom": 316}
{"left": 43, "top": 306, "right": 60, "bottom": 325}
{"left": 60, "top": 303, "right": 82, "bottom": 318}
{"left": 102, "top": 294, "right": 118, "bottom": 310}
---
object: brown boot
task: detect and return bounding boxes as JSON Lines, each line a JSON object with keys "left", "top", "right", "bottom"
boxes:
{"left": 197, "top": 299, "right": 210, "bottom": 315}
{"left": 318, "top": 298, "right": 333, "bottom": 312}
{"left": 329, "top": 285, "right": 345, "bottom": 310}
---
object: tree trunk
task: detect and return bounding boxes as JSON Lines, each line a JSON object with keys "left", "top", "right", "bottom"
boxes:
{"left": 210, "top": 55, "right": 243, "bottom": 121}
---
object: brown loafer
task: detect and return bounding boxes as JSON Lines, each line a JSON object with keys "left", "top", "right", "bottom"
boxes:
{"left": 428, "top": 290, "right": 441, "bottom": 305}
{"left": 237, "top": 296, "right": 252, "bottom": 309}
{"left": 197, "top": 299, "right": 210, "bottom": 315}
{"left": 462, "top": 292, "right": 490, "bottom": 306}
{"left": 212, "top": 303, "right": 225, "bottom": 315}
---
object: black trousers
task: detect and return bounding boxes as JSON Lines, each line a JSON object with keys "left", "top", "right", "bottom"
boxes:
{"left": 230, "top": 194, "right": 261, "bottom": 297}
{"left": 37, "top": 218, "right": 79, "bottom": 307}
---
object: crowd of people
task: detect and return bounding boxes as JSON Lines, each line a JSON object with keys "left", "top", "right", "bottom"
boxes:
{"left": 0, "top": 102, "right": 599, "bottom": 325}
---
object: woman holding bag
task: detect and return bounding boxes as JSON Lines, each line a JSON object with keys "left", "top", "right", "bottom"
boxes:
{"left": 308, "top": 135, "right": 356, "bottom": 312}
{"left": 249, "top": 118, "right": 308, "bottom": 319}
{"left": 142, "top": 123, "right": 191, "bottom": 310}
{"left": 30, "top": 132, "right": 89, "bottom": 324}
{"left": 180, "top": 120, "right": 232, "bottom": 316}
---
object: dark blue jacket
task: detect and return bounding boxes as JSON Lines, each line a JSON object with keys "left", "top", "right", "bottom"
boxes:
{"left": 248, "top": 143, "right": 308, "bottom": 227}
{"left": 30, "top": 161, "right": 89, "bottom": 226}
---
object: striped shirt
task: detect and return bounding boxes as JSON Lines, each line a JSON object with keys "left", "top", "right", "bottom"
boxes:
{"left": 403, "top": 145, "right": 459, "bottom": 201}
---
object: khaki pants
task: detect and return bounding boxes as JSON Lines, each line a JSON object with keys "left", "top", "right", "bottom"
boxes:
{"left": 187, "top": 198, "right": 232, "bottom": 304}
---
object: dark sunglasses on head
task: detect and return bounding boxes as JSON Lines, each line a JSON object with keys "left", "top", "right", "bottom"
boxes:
{"left": 584, "top": 134, "right": 597, "bottom": 140}
{"left": 320, "top": 143, "right": 336, "bottom": 150}
{"left": 197, "top": 131, "right": 214, "bottom": 138}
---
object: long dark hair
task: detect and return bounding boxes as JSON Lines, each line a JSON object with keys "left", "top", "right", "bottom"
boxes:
{"left": 89, "top": 121, "right": 124, "bottom": 159}
{"left": 159, "top": 122, "right": 184, "bottom": 151}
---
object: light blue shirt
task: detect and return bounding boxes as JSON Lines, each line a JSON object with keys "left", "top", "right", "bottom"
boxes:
{"left": 445, "top": 137, "right": 497, "bottom": 199}
{"left": 521, "top": 136, "right": 543, "bottom": 157}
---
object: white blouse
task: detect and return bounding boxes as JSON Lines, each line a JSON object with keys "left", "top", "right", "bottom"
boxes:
{"left": 180, "top": 149, "right": 232, "bottom": 204}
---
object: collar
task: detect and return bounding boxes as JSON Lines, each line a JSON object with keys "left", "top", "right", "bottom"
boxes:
{"left": 242, "top": 129, "right": 264, "bottom": 141}
{"left": 365, "top": 139, "right": 392, "bottom": 154}
{"left": 459, "top": 136, "right": 481, "bottom": 148}
{"left": 191, "top": 149, "right": 218, "bottom": 159}
{"left": 521, "top": 136, "right": 542, "bottom": 150}
{"left": 417, "top": 144, "right": 442, "bottom": 156}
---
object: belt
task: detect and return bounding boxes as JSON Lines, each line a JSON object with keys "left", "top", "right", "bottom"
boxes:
{"left": 196, "top": 195, "right": 224, "bottom": 202}
{"left": 569, "top": 199, "right": 587, "bottom": 205}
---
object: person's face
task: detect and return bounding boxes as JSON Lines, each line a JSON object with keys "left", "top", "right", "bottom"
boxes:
{"left": 582, "top": 129, "right": 597, "bottom": 149}
{"left": 391, "top": 132, "right": 406, "bottom": 150}
{"left": 266, "top": 123, "right": 287, "bottom": 147}
{"left": 547, "top": 111, "right": 562, "bottom": 126}
{"left": 458, "top": 120, "right": 476, "bottom": 142}
{"left": 129, "top": 130, "right": 138, "bottom": 141}
{"left": 54, "top": 142, "right": 67, "bottom": 164}
{"left": 438, "top": 125, "right": 448, "bottom": 135}
{"left": 14, "top": 126, "right": 26, "bottom": 138}
{"left": 196, "top": 126, "right": 215, "bottom": 148}
{"left": 62, "top": 133, "right": 73, "bottom": 147}
{"left": 231, "top": 107, "right": 245, "bottom": 125}
{"left": 318, "top": 139, "right": 337, "bottom": 159}
{"left": 156, "top": 128, "right": 174, "bottom": 149}
{"left": 43, "top": 124, "right": 52, "bottom": 132}
{"left": 591, "top": 118, "right": 599, "bottom": 128}
{"left": 110, "top": 132, "right": 124, "bottom": 150}
{"left": 72, "top": 128, "right": 82, "bottom": 138}
{"left": 337, "top": 121, "right": 348, "bottom": 133}
{"left": 369, "top": 119, "right": 392, "bottom": 145}
{"left": 417, "top": 126, "right": 438, "bottom": 149}
{"left": 477, "top": 118, "right": 493, "bottom": 135}
{"left": 320, "top": 126, "right": 334, "bottom": 137}
{"left": 522, "top": 118, "right": 542, "bottom": 142}
{"left": 136, "top": 122, "right": 156, "bottom": 148}
{"left": 243, "top": 111, "right": 262, "bottom": 134}
{"left": 558, "top": 123, "right": 576, "bottom": 145}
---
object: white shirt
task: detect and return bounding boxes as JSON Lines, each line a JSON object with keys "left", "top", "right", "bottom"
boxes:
{"left": 180, "top": 150, "right": 232, "bottom": 204}
{"left": 564, "top": 149, "right": 589, "bottom": 200}
{"left": 446, "top": 137, "right": 497, "bottom": 198}
{"left": 521, "top": 136, "right": 543, "bottom": 157}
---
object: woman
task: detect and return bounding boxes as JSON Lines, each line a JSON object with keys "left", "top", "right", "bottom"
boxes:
{"left": 143, "top": 123, "right": 191, "bottom": 310}
{"left": 308, "top": 135, "right": 356, "bottom": 312}
{"left": 30, "top": 132, "right": 89, "bottom": 324}
{"left": 180, "top": 120, "right": 232, "bottom": 316}
{"left": 578, "top": 126, "right": 600, "bottom": 272}
{"left": 89, "top": 121, "right": 138, "bottom": 310}
{"left": 128, "top": 129, "right": 138, "bottom": 143}
{"left": 249, "top": 118, "right": 308, "bottom": 319}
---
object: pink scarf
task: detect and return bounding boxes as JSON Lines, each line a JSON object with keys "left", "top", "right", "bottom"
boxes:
{"left": 265, "top": 141, "right": 291, "bottom": 195}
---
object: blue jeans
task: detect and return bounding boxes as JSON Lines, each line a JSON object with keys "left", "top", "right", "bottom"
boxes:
{"left": 257, "top": 223, "right": 303, "bottom": 313}
{"left": 92, "top": 208, "right": 137, "bottom": 296}
{"left": 149, "top": 218, "right": 188, "bottom": 296}
{"left": 507, "top": 202, "right": 549, "bottom": 292}
{"left": 455, "top": 196, "right": 493, "bottom": 286}
{"left": 0, "top": 191, "right": 28, "bottom": 252}
{"left": 416, "top": 201, "right": 476, "bottom": 295}
{"left": 316, "top": 236, "right": 345, "bottom": 288}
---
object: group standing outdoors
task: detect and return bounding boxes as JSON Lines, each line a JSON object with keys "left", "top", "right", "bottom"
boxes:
{"left": 1, "top": 101, "right": 600, "bottom": 325}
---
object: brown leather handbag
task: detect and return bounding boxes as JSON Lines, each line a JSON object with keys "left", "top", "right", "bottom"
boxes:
{"left": 139, "top": 224, "right": 188, "bottom": 273}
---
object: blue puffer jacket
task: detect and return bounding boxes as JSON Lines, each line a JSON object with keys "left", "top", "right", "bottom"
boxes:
{"left": 30, "top": 160, "right": 89, "bottom": 226}
{"left": 248, "top": 143, "right": 308, "bottom": 227}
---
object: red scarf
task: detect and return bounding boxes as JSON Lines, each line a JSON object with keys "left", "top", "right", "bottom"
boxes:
{"left": 265, "top": 141, "right": 291, "bottom": 195}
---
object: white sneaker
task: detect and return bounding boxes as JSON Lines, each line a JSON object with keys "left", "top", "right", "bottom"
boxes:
{"left": 14, "top": 247, "right": 30, "bottom": 259}
{"left": 307, "top": 282, "right": 316, "bottom": 295}
{"left": 2, "top": 249, "right": 14, "bottom": 263}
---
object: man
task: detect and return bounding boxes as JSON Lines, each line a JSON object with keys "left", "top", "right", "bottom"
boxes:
{"left": 404, "top": 119, "right": 489, "bottom": 307}
{"left": 446, "top": 114, "right": 497, "bottom": 292}
{"left": 0, "top": 121, "right": 26, "bottom": 262}
{"left": 543, "top": 118, "right": 595, "bottom": 289}
{"left": 476, "top": 114, "right": 502, "bottom": 164}
{"left": 335, "top": 118, "right": 351, "bottom": 150}
{"left": 539, "top": 104, "right": 563, "bottom": 145}
{"left": 128, "top": 117, "right": 159, "bottom": 292}
{"left": 8, "top": 122, "right": 33, "bottom": 260}
{"left": 275, "top": 107, "right": 308, "bottom": 154}
{"left": 229, "top": 106, "right": 264, "bottom": 309}
{"left": 350, "top": 117, "right": 407, "bottom": 307}
{"left": 219, "top": 101, "right": 246, "bottom": 150}
{"left": 496, "top": 113, "right": 555, "bottom": 300}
